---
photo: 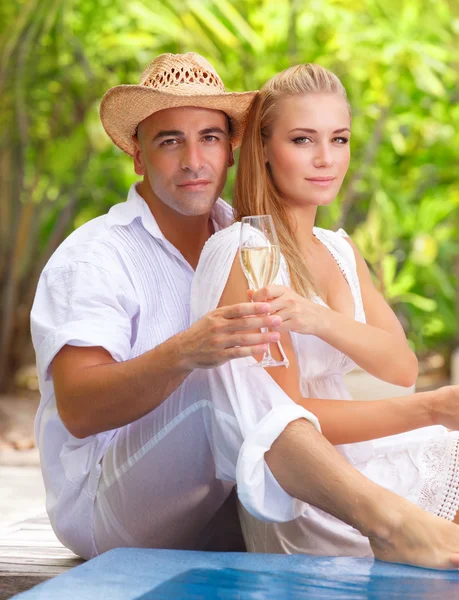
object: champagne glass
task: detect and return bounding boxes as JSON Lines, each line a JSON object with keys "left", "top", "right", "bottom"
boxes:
{"left": 239, "top": 215, "right": 288, "bottom": 368}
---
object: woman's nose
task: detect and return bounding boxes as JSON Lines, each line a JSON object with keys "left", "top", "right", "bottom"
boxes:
{"left": 313, "top": 144, "right": 333, "bottom": 168}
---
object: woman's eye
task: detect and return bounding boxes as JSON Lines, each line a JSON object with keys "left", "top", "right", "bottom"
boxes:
{"left": 293, "top": 137, "right": 312, "bottom": 144}
{"left": 334, "top": 137, "right": 349, "bottom": 144}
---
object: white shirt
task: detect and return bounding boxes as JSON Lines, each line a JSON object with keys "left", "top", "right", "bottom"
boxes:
{"left": 30, "top": 184, "right": 233, "bottom": 557}
{"left": 31, "top": 184, "right": 319, "bottom": 559}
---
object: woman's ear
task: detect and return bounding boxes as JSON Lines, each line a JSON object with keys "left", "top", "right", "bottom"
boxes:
{"left": 262, "top": 142, "right": 269, "bottom": 164}
{"left": 228, "top": 148, "right": 235, "bottom": 167}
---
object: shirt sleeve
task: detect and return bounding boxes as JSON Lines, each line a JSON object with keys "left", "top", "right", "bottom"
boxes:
{"left": 31, "top": 261, "right": 134, "bottom": 381}
{"left": 191, "top": 224, "right": 321, "bottom": 523}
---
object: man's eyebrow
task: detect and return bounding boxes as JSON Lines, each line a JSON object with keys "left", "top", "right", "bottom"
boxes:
{"left": 153, "top": 130, "right": 184, "bottom": 141}
{"left": 288, "top": 127, "right": 351, "bottom": 134}
{"left": 199, "top": 127, "right": 228, "bottom": 136}
{"left": 152, "top": 127, "right": 228, "bottom": 141}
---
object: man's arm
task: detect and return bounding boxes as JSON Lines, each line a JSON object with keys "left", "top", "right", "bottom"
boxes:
{"left": 267, "top": 419, "right": 459, "bottom": 569}
{"left": 52, "top": 302, "right": 281, "bottom": 439}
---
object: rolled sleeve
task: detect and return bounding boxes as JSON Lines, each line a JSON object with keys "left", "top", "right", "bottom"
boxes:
{"left": 237, "top": 403, "right": 320, "bottom": 523}
{"left": 31, "top": 262, "right": 134, "bottom": 379}
{"left": 200, "top": 358, "right": 321, "bottom": 524}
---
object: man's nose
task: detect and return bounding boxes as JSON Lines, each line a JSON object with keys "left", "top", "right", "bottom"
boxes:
{"left": 313, "top": 143, "right": 333, "bottom": 168}
{"left": 180, "top": 142, "right": 203, "bottom": 173}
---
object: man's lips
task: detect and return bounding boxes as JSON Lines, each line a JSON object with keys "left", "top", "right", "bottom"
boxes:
{"left": 177, "top": 180, "right": 211, "bottom": 189}
{"left": 305, "top": 177, "right": 335, "bottom": 187}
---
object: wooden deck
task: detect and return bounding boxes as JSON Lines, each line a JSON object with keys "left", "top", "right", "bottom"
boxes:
{"left": 0, "top": 513, "right": 83, "bottom": 599}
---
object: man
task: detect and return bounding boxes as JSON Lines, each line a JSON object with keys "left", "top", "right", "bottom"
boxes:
{"left": 31, "top": 52, "right": 459, "bottom": 568}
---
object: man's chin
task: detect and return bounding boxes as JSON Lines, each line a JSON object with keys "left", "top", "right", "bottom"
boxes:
{"left": 174, "top": 198, "right": 218, "bottom": 217}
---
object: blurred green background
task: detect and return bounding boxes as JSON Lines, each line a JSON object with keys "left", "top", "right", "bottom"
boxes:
{"left": 1, "top": 0, "right": 458, "bottom": 393}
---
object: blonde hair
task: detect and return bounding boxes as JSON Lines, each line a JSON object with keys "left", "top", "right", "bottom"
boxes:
{"left": 234, "top": 64, "right": 349, "bottom": 298}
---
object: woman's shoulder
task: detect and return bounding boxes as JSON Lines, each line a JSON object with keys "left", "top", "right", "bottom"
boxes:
{"left": 192, "top": 222, "right": 242, "bottom": 321}
{"left": 313, "top": 226, "right": 357, "bottom": 270}
{"left": 197, "top": 221, "right": 241, "bottom": 270}
{"left": 313, "top": 226, "right": 350, "bottom": 241}
{"left": 203, "top": 221, "right": 241, "bottom": 253}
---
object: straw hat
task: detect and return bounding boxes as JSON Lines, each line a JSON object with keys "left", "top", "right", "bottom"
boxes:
{"left": 100, "top": 52, "right": 257, "bottom": 156}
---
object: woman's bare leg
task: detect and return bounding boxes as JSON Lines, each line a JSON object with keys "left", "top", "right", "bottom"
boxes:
{"left": 266, "top": 419, "right": 459, "bottom": 569}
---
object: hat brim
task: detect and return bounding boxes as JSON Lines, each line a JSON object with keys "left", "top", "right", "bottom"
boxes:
{"left": 100, "top": 85, "right": 258, "bottom": 156}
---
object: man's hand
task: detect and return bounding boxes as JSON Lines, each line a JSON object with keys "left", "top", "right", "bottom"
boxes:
{"left": 178, "top": 302, "right": 282, "bottom": 369}
{"left": 251, "top": 285, "right": 326, "bottom": 336}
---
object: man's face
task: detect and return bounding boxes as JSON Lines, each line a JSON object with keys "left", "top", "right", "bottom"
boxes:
{"left": 132, "top": 106, "right": 232, "bottom": 217}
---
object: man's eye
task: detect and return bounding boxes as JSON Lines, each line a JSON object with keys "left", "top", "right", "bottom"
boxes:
{"left": 203, "top": 135, "right": 219, "bottom": 142}
{"left": 293, "top": 137, "right": 312, "bottom": 144}
{"left": 160, "top": 139, "right": 178, "bottom": 146}
{"left": 334, "top": 137, "right": 349, "bottom": 144}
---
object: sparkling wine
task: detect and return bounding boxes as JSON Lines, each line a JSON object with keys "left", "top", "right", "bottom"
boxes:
{"left": 240, "top": 245, "right": 280, "bottom": 290}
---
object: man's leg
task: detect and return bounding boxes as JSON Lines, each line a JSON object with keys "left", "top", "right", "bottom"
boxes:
{"left": 267, "top": 419, "right": 459, "bottom": 569}
{"left": 93, "top": 396, "right": 243, "bottom": 554}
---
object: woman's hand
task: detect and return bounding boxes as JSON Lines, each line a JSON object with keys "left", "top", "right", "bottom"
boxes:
{"left": 428, "top": 385, "right": 459, "bottom": 430}
{"left": 251, "top": 285, "right": 327, "bottom": 336}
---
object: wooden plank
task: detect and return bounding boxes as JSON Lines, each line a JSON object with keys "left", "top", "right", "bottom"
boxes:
{"left": 0, "top": 513, "right": 83, "bottom": 598}
{"left": 0, "top": 575, "right": 51, "bottom": 600}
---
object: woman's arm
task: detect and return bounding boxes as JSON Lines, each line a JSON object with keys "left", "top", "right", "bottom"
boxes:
{"left": 219, "top": 254, "right": 431, "bottom": 446}
{"left": 252, "top": 236, "right": 418, "bottom": 387}
{"left": 317, "top": 236, "right": 418, "bottom": 387}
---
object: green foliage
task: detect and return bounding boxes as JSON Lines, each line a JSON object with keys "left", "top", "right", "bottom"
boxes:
{"left": 0, "top": 0, "right": 458, "bottom": 388}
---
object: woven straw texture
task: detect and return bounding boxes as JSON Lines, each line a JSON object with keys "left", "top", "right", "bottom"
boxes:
{"left": 100, "top": 53, "right": 257, "bottom": 155}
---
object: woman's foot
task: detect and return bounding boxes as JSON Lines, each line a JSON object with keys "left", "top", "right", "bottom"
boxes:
{"left": 369, "top": 498, "right": 459, "bottom": 569}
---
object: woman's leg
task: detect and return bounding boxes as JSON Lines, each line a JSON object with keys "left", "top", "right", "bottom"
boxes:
{"left": 266, "top": 419, "right": 459, "bottom": 568}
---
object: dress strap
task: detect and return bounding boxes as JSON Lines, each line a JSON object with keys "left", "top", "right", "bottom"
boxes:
{"left": 312, "top": 227, "right": 366, "bottom": 323}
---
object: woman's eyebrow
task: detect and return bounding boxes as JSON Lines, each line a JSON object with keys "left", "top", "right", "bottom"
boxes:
{"left": 288, "top": 127, "right": 351, "bottom": 134}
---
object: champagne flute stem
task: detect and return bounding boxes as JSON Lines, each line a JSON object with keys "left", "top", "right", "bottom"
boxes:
{"left": 260, "top": 326, "right": 274, "bottom": 362}
{"left": 250, "top": 292, "right": 274, "bottom": 363}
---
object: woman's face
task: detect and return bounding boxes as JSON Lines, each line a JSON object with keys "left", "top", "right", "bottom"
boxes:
{"left": 263, "top": 93, "right": 351, "bottom": 209}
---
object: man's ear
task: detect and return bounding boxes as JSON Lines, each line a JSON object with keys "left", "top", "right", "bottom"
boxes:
{"left": 228, "top": 148, "right": 235, "bottom": 168}
{"left": 132, "top": 134, "right": 145, "bottom": 176}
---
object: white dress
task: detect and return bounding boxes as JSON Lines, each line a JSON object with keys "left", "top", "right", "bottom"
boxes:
{"left": 191, "top": 222, "right": 459, "bottom": 557}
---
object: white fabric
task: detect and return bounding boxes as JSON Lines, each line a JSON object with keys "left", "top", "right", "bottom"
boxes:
{"left": 31, "top": 183, "right": 238, "bottom": 559}
{"left": 191, "top": 222, "right": 459, "bottom": 557}
{"left": 191, "top": 222, "right": 320, "bottom": 523}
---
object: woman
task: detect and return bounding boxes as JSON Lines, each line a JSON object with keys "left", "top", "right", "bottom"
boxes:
{"left": 191, "top": 64, "right": 459, "bottom": 557}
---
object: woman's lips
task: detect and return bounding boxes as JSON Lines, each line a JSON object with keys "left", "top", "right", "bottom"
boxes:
{"left": 305, "top": 177, "right": 335, "bottom": 187}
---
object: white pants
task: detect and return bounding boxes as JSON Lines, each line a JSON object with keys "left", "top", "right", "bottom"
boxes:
{"left": 93, "top": 389, "right": 245, "bottom": 554}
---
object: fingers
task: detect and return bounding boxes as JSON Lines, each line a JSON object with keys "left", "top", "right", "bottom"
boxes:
{"left": 252, "top": 285, "right": 286, "bottom": 303}
{"left": 224, "top": 344, "right": 269, "bottom": 360}
{"left": 222, "top": 314, "right": 282, "bottom": 333}
{"left": 224, "top": 331, "right": 280, "bottom": 348}
{"left": 221, "top": 302, "right": 271, "bottom": 319}
{"left": 269, "top": 318, "right": 293, "bottom": 332}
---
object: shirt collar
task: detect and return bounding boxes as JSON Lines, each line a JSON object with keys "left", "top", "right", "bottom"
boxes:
{"left": 107, "top": 183, "right": 234, "bottom": 240}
